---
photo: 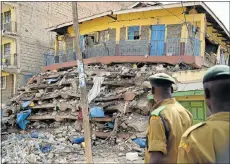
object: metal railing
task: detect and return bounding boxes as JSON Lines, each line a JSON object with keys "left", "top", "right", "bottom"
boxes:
{"left": 44, "top": 38, "right": 201, "bottom": 66}
{"left": 1, "top": 53, "right": 17, "bottom": 67}
{"left": 1, "top": 21, "right": 17, "bottom": 33}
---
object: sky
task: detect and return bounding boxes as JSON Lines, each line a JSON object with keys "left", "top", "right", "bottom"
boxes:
{"left": 205, "top": 2, "right": 229, "bottom": 31}
{"left": 161, "top": 1, "right": 229, "bottom": 31}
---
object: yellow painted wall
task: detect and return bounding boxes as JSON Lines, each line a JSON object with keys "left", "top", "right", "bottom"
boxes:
{"left": 172, "top": 69, "right": 207, "bottom": 83}
{"left": 53, "top": 6, "right": 230, "bottom": 59}
{"left": 2, "top": 37, "right": 16, "bottom": 65}
{"left": 2, "top": 3, "right": 16, "bottom": 23}
{"left": 1, "top": 3, "right": 17, "bottom": 66}
{"left": 1, "top": 71, "right": 10, "bottom": 77}
{"left": 2, "top": 4, "right": 16, "bottom": 21}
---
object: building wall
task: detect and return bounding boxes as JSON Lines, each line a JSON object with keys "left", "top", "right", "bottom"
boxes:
{"left": 1, "top": 2, "right": 73, "bottom": 102}
{"left": 1, "top": 74, "right": 14, "bottom": 104}
{"left": 16, "top": 2, "right": 72, "bottom": 74}
{"left": 172, "top": 69, "right": 207, "bottom": 83}
{"left": 65, "top": 7, "right": 206, "bottom": 57}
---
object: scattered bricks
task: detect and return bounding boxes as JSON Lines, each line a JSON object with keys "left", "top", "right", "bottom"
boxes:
{"left": 123, "top": 92, "right": 136, "bottom": 101}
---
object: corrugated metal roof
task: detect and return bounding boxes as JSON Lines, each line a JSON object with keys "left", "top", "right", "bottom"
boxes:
{"left": 176, "top": 82, "right": 203, "bottom": 92}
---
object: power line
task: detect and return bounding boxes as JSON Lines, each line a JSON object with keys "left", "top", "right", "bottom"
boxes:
{"left": 181, "top": 1, "right": 195, "bottom": 56}
{"left": 155, "top": 1, "right": 228, "bottom": 50}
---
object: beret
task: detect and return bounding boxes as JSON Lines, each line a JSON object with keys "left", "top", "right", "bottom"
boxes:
{"left": 149, "top": 73, "right": 176, "bottom": 85}
{"left": 203, "top": 65, "right": 230, "bottom": 83}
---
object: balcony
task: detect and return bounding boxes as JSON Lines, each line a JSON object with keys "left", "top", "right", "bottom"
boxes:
{"left": 1, "top": 53, "right": 17, "bottom": 71}
{"left": 44, "top": 38, "right": 202, "bottom": 68}
{"left": 2, "top": 21, "right": 17, "bottom": 35}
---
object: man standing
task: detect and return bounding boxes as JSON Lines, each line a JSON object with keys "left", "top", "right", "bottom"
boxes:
{"left": 145, "top": 73, "right": 192, "bottom": 164}
{"left": 177, "top": 65, "right": 230, "bottom": 163}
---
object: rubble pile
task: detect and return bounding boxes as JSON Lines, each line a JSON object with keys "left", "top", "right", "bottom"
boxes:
{"left": 1, "top": 63, "right": 184, "bottom": 163}
{"left": 2, "top": 63, "right": 178, "bottom": 132}
{"left": 1, "top": 126, "right": 144, "bottom": 163}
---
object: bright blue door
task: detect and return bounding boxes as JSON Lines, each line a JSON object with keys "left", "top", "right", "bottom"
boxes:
{"left": 150, "top": 25, "right": 165, "bottom": 56}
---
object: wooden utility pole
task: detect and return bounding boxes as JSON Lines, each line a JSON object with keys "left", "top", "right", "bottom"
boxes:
{"left": 72, "top": 2, "right": 93, "bottom": 163}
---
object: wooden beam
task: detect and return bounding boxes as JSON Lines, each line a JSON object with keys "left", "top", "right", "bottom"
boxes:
{"left": 107, "top": 15, "right": 117, "bottom": 20}
{"left": 72, "top": 2, "right": 93, "bottom": 163}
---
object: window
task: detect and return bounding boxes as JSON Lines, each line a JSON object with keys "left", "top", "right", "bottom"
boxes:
{"left": 128, "top": 26, "right": 140, "bottom": 40}
{"left": 4, "top": 11, "right": 11, "bottom": 23}
{"left": 1, "top": 76, "right": 6, "bottom": 89}
{"left": 1, "top": 11, "right": 11, "bottom": 23}
{"left": 3, "top": 43, "right": 11, "bottom": 55}
{"left": 84, "top": 32, "right": 98, "bottom": 47}
{"left": 99, "top": 30, "right": 109, "bottom": 43}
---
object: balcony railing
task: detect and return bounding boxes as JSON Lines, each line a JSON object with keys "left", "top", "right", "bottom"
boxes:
{"left": 44, "top": 38, "right": 201, "bottom": 66}
{"left": 1, "top": 53, "right": 17, "bottom": 67}
{"left": 2, "top": 21, "right": 17, "bottom": 33}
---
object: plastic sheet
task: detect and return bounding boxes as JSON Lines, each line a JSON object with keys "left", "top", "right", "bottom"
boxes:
{"left": 16, "top": 109, "right": 31, "bottom": 130}
{"left": 71, "top": 137, "right": 84, "bottom": 144}
{"left": 21, "top": 101, "right": 31, "bottom": 108}
{"left": 132, "top": 138, "right": 146, "bottom": 148}
{"left": 89, "top": 107, "right": 105, "bottom": 118}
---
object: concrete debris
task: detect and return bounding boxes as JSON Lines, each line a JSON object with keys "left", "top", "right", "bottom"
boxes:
{"left": 1, "top": 63, "right": 181, "bottom": 163}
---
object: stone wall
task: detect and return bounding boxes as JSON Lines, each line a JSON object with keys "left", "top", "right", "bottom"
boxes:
{"left": 120, "top": 27, "right": 126, "bottom": 41}
{"left": 119, "top": 40, "right": 149, "bottom": 56}
{"left": 141, "top": 26, "right": 150, "bottom": 40}
{"left": 109, "top": 28, "right": 116, "bottom": 41}
{"left": 16, "top": 2, "right": 72, "bottom": 75}
{"left": 85, "top": 41, "right": 116, "bottom": 58}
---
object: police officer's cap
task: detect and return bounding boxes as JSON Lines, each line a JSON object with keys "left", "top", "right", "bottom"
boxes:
{"left": 149, "top": 73, "right": 176, "bottom": 86}
{"left": 203, "top": 65, "right": 230, "bottom": 83}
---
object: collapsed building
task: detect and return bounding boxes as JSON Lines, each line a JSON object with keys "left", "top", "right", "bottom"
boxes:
{"left": 1, "top": 62, "right": 190, "bottom": 163}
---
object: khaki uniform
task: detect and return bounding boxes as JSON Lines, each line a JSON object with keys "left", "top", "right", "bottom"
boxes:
{"left": 177, "top": 112, "right": 230, "bottom": 163}
{"left": 145, "top": 98, "right": 192, "bottom": 164}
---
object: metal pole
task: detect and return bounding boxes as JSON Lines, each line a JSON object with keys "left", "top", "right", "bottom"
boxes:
{"left": 72, "top": 2, "right": 93, "bottom": 163}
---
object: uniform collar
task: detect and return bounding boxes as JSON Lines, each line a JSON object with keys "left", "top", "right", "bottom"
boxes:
{"left": 207, "top": 112, "right": 230, "bottom": 122}
{"left": 153, "top": 98, "right": 176, "bottom": 109}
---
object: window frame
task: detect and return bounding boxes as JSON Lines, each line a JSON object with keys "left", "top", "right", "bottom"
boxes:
{"left": 99, "top": 30, "right": 109, "bottom": 43}
{"left": 1, "top": 76, "right": 7, "bottom": 90}
{"left": 4, "top": 10, "right": 11, "bottom": 23}
{"left": 127, "top": 26, "right": 140, "bottom": 40}
{"left": 3, "top": 43, "right": 11, "bottom": 55}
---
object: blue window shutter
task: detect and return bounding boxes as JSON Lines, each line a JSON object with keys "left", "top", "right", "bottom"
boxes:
{"left": 128, "top": 26, "right": 135, "bottom": 40}
{"left": 128, "top": 26, "right": 140, "bottom": 40}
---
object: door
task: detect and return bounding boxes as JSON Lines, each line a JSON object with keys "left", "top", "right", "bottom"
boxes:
{"left": 150, "top": 25, "right": 165, "bottom": 56}
{"left": 179, "top": 100, "right": 206, "bottom": 125}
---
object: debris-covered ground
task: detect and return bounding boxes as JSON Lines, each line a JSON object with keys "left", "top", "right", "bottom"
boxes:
{"left": 1, "top": 63, "right": 187, "bottom": 163}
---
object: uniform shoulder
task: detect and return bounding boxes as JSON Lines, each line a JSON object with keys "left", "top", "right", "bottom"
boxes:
{"left": 183, "top": 122, "right": 206, "bottom": 138}
{"left": 151, "top": 105, "right": 166, "bottom": 116}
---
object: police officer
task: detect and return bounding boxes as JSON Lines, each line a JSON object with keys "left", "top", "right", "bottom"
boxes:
{"left": 145, "top": 73, "right": 192, "bottom": 164}
{"left": 177, "top": 65, "right": 230, "bottom": 163}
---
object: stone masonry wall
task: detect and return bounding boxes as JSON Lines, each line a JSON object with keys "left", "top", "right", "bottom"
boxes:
{"left": 141, "top": 26, "right": 150, "bottom": 40}
{"left": 16, "top": 2, "right": 72, "bottom": 75}
{"left": 120, "top": 27, "right": 126, "bottom": 41}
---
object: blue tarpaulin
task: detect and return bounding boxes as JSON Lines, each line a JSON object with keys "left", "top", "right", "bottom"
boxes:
{"left": 71, "top": 137, "right": 85, "bottom": 144}
{"left": 39, "top": 144, "right": 52, "bottom": 153}
{"left": 132, "top": 138, "right": 146, "bottom": 148}
{"left": 16, "top": 109, "right": 31, "bottom": 130}
{"left": 21, "top": 101, "right": 31, "bottom": 108}
{"left": 89, "top": 107, "right": 105, "bottom": 118}
{"left": 30, "top": 131, "right": 39, "bottom": 138}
